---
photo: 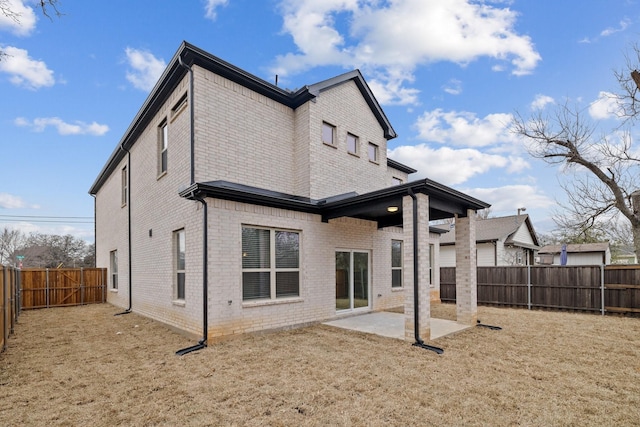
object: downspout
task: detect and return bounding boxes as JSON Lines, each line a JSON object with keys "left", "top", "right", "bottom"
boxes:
{"left": 175, "top": 55, "right": 209, "bottom": 356}
{"left": 178, "top": 54, "right": 195, "bottom": 185}
{"left": 115, "top": 144, "right": 132, "bottom": 316}
{"left": 176, "top": 194, "right": 208, "bottom": 356}
{"left": 408, "top": 188, "right": 443, "bottom": 354}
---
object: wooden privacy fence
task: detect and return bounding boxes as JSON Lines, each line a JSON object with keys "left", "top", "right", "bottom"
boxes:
{"left": 1, "top": 266, "right": 20, "bottom": 353}
{"left": 441, "top": 265, "right": 640, "bottom": 314}
{"left": 20, "top": 268, "right": 107, "bottom": 309}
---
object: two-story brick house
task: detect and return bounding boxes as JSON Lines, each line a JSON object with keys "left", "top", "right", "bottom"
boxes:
{"left": 90, "top": 42, "right": 488, "bottom": 351}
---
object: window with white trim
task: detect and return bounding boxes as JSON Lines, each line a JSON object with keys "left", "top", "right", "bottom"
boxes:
{"left": 174, "top": 229, "right": 185, "bottom": 300}
{"left": 391, "top": 240, "right": 402, "bottom": 288}
{"left": 392, "top": 177, "right": 403, "bottom": 186}
{"left": 322, "top": 122, "right": 336, "bottom": 146}
{"left": 347, "top": 133, "right": 358, "bottom": 154}
{"left": 242, "top": 227, "right": 300, "bottom": 300}
{"left": 110, "top": 250, "right": 118, "bottom": 290}
{"left": 158, "top": 120, "right": 168, "bottom": 176}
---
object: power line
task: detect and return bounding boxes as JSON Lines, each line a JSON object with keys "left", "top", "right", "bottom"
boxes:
{"left": 0, "top": 214, "right": 93, "bottom": 219}
{"left": 0, "top": 215, "right": 94, "bottom": 224}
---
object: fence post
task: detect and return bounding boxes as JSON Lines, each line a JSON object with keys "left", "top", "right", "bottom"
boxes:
{"left": 527, "top": 265, "right": 531, "bottom": 310}
{"left": 15, "top": 268, "right": 20, "bottom": 322}
{"left": 600, "top": 264, "right": 605, "bottom": 316}
{"left": 80, "top": 267, "right": 84, "bottom": 306}
{"left": 46, "top": 268, "right": 49, "bottom": 308}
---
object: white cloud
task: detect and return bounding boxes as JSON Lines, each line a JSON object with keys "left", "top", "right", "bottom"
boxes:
{"left": 464, "top": 185, "right": 554, "bottom": 214}
{"left": 600, "top": 19, "right": 630, "bottom": 37}
{"left": 0, "top": 45, "right": 54, "bottom": 89}
{"left": 443, "top": 79, "right": 462, "bottom": 95}
{"left": 15, "top": 117, "right": 109, "bottom": 136}
{"left": 530, "top": 94, "right": 554, "bottom": 110}
{"left": 588, "top": 91, "right": 621, "bottom": 120}
{"left": 203, "top": 0, "right": 229, "bottom": 20}
{"left": 272, "top": 0, "right": 541, "bottom": 103}
{"left": 0, "top": 0, "right": 37, "bottom": 36}
{"left": 414, "top": 109, "right": 516, "bottom": 147}
{"left": 0, "top": 193, "right": 27, "bottom": 209}
{"left": 124, "top": 47, "right": 166, "bottom": 91}
{"left": 388, "top": 144, "right": 511, "bottom": 186}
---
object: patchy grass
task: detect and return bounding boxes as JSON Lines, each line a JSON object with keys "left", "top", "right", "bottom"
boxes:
{"left": 1, "top": 303, "right": 639, "bottom": 426}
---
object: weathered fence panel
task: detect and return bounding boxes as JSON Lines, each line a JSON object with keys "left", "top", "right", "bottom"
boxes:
{"left": 20, "top": 268, "right": 107, "bottom": 309}
{"left": 441, "top": 265, "right": 640, "bottom": 314}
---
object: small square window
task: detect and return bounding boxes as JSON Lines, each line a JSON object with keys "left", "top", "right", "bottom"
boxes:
{"left": 368, "top": 142, "right": 379, "bottom": 163}
{"left": 347, "top": 133, "right": 358, "bottom": 154}
{"left": 322, "top": 122, "right": 336, "bottom": 146}
{"left": 392, "top": 177, "right": 403, "bottom": 186}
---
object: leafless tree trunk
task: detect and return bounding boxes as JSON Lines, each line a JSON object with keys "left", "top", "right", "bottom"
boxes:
{"left": 512, "top": 58, "right": 640, "bottom": 258}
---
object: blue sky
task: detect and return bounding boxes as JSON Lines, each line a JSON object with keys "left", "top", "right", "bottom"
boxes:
{"left": 1, "top": 0, "right": 638, "bottom": 242}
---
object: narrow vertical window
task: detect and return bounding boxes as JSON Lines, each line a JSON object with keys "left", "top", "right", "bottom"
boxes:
{"left": 159, "top": 121, "right": 168, "bottom": 175}
{"left": 110, "top": 250, "right": 118, "bottom": 290}
{"left": 347, "top": 133, "right": 358, "bottom": 154}
{"left": 368, "top": 142, "right": 379, "bottom": 163}
{"left": 175, "top": 229, "right": 185, "bottom": 300}
{"left": 322, "top": 122, "right": 336, "bottom": 146}
{"left": 121, "top": 166, "right": 127, "bottom": 207}
{"left": 429, "top": 244, "right": 435, "bottom": 286}
{"left": 391, "top": 240, "right": 402, "bottom": 288}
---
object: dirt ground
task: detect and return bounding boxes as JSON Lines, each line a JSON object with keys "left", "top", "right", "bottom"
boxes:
{"left": 1, "top": 303, "right": 639, "bottom": 426}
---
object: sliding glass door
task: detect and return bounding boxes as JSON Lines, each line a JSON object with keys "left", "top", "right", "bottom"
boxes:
{"left": 336, "top": 250, "right": 370, "bottom": 311}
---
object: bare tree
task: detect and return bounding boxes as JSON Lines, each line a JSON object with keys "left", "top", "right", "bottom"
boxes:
{"left": 512, "top": 46, "right": 640, "bottom": 258}
{"left": 0, "top": 227, "right": 25, "bottom": 266}
{"left": 0, "top": 0, "right": 61, "bottom": 59}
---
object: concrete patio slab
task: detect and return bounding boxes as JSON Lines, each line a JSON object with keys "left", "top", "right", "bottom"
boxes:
{"left": 323, "top": 311, "right": 470, "bottom": 341}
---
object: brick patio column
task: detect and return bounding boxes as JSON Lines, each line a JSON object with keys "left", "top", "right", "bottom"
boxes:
{"left": 403, "top": 193, "right": 431, "bottom": 341}
{"left": 455, "top": 210, "right": 477, "bottom": 325}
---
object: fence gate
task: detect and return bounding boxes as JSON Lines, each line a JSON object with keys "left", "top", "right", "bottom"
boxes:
{"left": 20, "top": 268, "right": 107, "bottom": 309}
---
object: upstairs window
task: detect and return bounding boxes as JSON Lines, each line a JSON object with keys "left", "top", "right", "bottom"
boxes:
{"left": 322, "top": 122, "right": 336, "bottom": 146}
{"left": 158, "top": 120, "right": 168, "bottom": 176}
{"left": 368, "top": 142, "right": 379, "bottom": 163}
{"left": 392, "top": 177, "right": 403, "bottom": 186}
{"left": 347, "top": 133, "right": 358, "bottom": 155}
{"left": 121, "top": 166, "right": 127, "bottom": 207}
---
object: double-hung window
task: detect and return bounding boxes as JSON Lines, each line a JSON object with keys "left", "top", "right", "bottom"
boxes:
{"left": 110, "top": 250, "right": 118, "bottom": 290}
{"left": 174, "top": 229, "right": 185, "bottom": 300}
{"left": 159, "top": 121, "right": 168, "bottom": 176}
{"left": 391, "top": 240, "right": 403, "bottom": 288}
{"left": 242, "top": 227, "right": 300, "bottom": 300}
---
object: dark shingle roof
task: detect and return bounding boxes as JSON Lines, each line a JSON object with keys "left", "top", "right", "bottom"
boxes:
{"left": 438, "top": 214, "right": 539, "bottom": 248}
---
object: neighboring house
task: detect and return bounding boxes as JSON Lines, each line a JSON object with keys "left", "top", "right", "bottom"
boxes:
{"left": 537, "top": 243, "right": 611, "bottom": 265}
{"left": 610, "top": 245, "right": 638, "bottom": 265}
{"left": 438, "top": 214, "right": 540, "bottom": 267}
{"left": 89, "top": 42, "right": 489, "bottom": 346}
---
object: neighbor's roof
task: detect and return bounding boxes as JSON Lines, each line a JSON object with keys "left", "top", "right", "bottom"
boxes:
{"left": 538, "top": 242, "right": 610, "bottom": 254}
{"left": 438, "top": 214, "right": 540, "bottom": 248}
{"left": 89, "top": 41, "right": 409, "bottom": 195}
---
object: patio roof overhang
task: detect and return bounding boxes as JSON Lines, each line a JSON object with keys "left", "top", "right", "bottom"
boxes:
{"left": 179, "top": 179, "right": 490, "bottom": 228}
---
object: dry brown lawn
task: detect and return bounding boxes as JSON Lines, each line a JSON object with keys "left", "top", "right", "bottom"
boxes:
{"left": 1, "top": 303, "right": 639, "bottom": 426}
